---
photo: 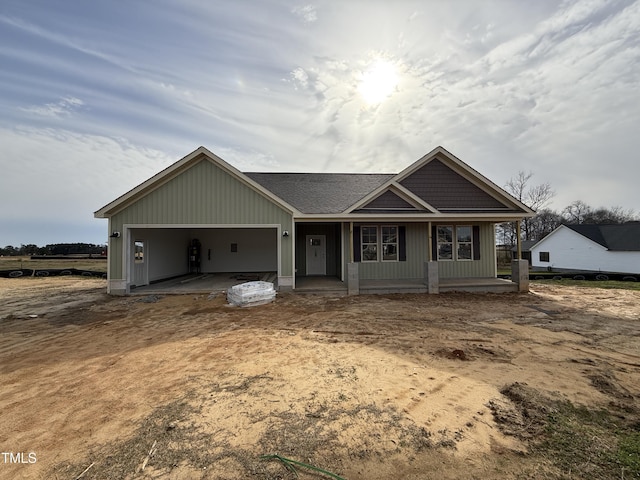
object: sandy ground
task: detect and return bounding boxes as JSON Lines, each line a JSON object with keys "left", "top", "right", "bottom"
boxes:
{"left": 0, "top": 277, "right": 639, "bottom": 479}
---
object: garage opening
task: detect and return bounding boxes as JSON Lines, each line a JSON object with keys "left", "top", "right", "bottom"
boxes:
{"left": 127, "top": 226, "right": 278, "bottom": 292}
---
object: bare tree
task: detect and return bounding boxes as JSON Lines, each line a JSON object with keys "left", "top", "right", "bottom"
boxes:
{"left": 562, "top": 200, "right": 591, "bottom": 224}
{"left": 562, "top": 202, "right": 638, "bottom": 224}
{"left": 503, "top": 171, "right": 555, "bottom": 241}
{"left": 528, "top": 208, "right": 563, "bottom": 240}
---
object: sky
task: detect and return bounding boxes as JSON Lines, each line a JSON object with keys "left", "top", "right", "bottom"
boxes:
{"left": 1, "top": 0, "right": 639, "bottom": 246}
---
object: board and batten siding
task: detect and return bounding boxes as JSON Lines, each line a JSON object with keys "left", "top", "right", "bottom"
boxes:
{"left": 436, "top": 223, "right": 496, "bottom": 278}
{"left": 107, "top": 158, "right": 293, "bottom": 279}
{"left": 353, "top": 222, "right": 496, "bottom": 280}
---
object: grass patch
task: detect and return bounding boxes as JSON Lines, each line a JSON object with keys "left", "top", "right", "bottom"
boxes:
{"left": 541, "top": 279, "right": 640, "bottom": 291}
{"left": 492, "top": 383, "right": 640, "bottom": 479}
{"left": 0, "top": 256, "right": 107, "bottom": 273}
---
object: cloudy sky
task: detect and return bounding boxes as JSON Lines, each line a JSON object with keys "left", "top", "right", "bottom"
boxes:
{"left": 1, "top": 0, "right": 639, "bottom": 246}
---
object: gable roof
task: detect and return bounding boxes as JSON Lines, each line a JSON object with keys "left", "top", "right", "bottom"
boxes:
{"left": 565, "top": 223, "right": 640, "bottom": 251}
{"left": 344, "top": 146, "right": 535, "bottom": 216}
{"left": 96, "top": 145, "right": 535, "bottom": 221}
{"left": 94, "top": 146, "right": 299, "bottom": 218}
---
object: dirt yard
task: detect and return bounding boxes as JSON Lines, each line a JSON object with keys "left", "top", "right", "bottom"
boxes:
{"left": 1, "top": 277, "right": 639, "bottom": 479}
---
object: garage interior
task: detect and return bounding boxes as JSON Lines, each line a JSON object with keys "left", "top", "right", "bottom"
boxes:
{"left": 127, "top": 227, "right": 278, "bottom": 293}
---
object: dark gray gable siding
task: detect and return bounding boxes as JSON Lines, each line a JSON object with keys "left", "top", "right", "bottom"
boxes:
{"left": 359, "top": 190, "right": 427, "bottom": 211}
{"left": 245, "top": 173, "right": 393, "bottom": 214}
{"left": 399, "top": 159, "right": 508, "bottom": 210}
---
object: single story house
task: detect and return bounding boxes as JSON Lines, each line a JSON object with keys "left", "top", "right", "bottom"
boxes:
{"left": 530, "top": 223, "right": 640, "bottom": 275}
{"left": 94, "top": 146, "right": 534, "bottom": 295}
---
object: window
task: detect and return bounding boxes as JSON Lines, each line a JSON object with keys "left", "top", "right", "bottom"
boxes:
{"left": 361, "top": 226, "right": 378, "bottom": 262}
{"left": 134, "top": 241, "right": 144, "bottom": 263}
{"left": 456, "top": 226, "right": 472, "bottom": 261}
{"left": 436, "top": 225, "right": 475, "bottom": 261}
{"left": 539, "top": 251, "right": 550, "bottom": 262}
{"left": 359, "top": 225, "right": 400, "bottom": 262}
{"left": 381, "top": 226, "right": 398, "bottom": 261}
{"left": 437, "top": 226, "right": 453, "bottom": 260}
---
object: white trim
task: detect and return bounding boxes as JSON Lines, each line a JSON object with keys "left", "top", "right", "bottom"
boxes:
{"left": 360, "top": 225, "right": 379, "bottom": 262}
{"left": 380, "top": 225, "right": 399, "bottom": 262}
{"left": 455, "top": 225, "right": 474, "bottom": 262}
{"left": 436, "top": 225, "right": 454, "bottom": 261}
{"left": 337, "top": 146, "right": 535, "bottom": 216}
{"left": 435, "top": 224, "right": 476, "bottom": 262}
{"left": 393, "top": 146, "right": 536, "bottom": 214}
{"left": 345, "top": 182, "right": 437, "bottom": 213}
{"left": 294, "top": 213, "right": 528, "bottom": 221}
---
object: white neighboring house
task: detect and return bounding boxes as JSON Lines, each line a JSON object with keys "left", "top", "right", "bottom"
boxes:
{"left": 530, "top": 223, "right": 640, "bottom": 275}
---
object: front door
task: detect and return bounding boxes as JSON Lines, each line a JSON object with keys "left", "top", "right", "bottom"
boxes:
{"left": 306, "top": 235, "right": 326, "bottom": 275}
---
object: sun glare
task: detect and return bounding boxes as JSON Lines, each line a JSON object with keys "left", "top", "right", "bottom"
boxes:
{"left": 358, "top": 60, "right": 398, "bottom": 105}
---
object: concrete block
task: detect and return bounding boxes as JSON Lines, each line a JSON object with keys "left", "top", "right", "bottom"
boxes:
{"left": 512, "top": 259, "right": 529, "bottom": 292}
{"left": 424, "top": 261, "right": 439, "bottom": 294}
{"left": 347, "top": 262, "right": 359, "bottom": 296}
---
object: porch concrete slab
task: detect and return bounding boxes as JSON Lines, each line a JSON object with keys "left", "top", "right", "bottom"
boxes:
{"left": 439, "top": 277, "right": 518, "bottom": 293}
{"left": 294, "top": 276, "right": 347, "bottom": 295}
{"left": 360, "top": 278, "right": 427, "bottom": 295}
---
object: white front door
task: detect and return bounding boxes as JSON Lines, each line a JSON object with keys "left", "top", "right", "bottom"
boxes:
{"left": 132, "top": 239, "right": 148, "bottom": 286}
{"left": 306, "top": 235, "right": 326, "bottom": 275}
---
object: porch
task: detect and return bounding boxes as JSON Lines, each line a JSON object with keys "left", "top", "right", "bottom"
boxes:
{"left": 292, "top": 276, "right": 519, "bottom": 295}
{"left": 357, "top": 277, "right": 517, "bottom": 294}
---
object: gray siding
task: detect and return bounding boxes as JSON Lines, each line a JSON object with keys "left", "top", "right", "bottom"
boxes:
{"left": 357, "top": 223, "right": 428, "bottom": 280}
{"left": 435, "top": 223, "right": 496, "bottom": 278}
{"left": 351, "top": 222, "right": 496, "bottom": 280}
{"left": 400, "top": 159, "right": 506, "bottom": 209}
{"left": 362, "top": 190, "right": 415, "bottom": 209}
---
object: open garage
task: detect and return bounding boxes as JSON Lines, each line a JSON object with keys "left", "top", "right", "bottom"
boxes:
{"left": 125, "top": 226, "right": 279, "bottom": 290}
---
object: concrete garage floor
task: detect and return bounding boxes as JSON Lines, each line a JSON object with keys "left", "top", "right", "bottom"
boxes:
{"left": 131, "top": 272, "right": 276, "bottom": 295}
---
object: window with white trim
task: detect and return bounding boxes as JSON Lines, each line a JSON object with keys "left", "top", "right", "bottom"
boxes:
{"left": 456, "top": 226, "right": 473, "bottom": 261}
{"left": 361, "top": 226, "right": 378, "bottom": 262}
{"left": 437, "top": 226, "right": 453, "bottom": 260}
{"left": 381, "top": 226, "right": 398, "bottom": 261}
{"left": 437, "top": 225, "right": 475, "bottom": 261}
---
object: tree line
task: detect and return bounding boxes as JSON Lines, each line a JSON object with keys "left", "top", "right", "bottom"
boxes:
{"left": 0, "top": 243, "right": 106, "bottom": 257}
{"left": 498, "top": 171, "right": 639, "bottom": 247}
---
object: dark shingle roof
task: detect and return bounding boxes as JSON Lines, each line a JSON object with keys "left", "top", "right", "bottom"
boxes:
{"left": 566, "top": 223, "right": 640, "bottom": 251}
{"left": 245, "top": 173, "right": 394, "bottom": 214}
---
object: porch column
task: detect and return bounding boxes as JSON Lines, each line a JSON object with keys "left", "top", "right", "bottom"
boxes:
{"left": 424, "top": 261, "right": 439, "bottom": 294}
{"left": 347, "top": 262, "right": 359, "bottom": 295}
{"left": 511, "top": 259, "right": 529, "bottom": 293}
{"left": 425, "top": 222, "right": 438, "bottom": 293}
